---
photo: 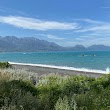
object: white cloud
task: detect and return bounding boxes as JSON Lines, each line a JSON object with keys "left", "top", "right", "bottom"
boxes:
{"left": 0, "top": 16, "right": 110, "bottom": 46}
{"left": 76, "top": 18, "right": 104, "bottom": 24}
{"left": 34, "top": 33, "right": 65, "bottom": 40}
{"left": 47, "top": 35, "right": 65, "bottom": 40}
{"left": 0, "top": 16, "right": 79, "bottom": 31}
{"left": 60, "top": 37, "right": 110, "bottom": 47}
{"left": 76, "top": 25, "right": 110, "bottom": 33}
{"left": 34, "top": 33, "right": 46, "bottom": 36}
{"left": 61, "top": 18, "right": 110, "bottom": 46}
{"left": 74, "top": 19, "right": 110, "bottom": 35}
{"left": 75, "top": 38, "right": 85, "bottom": 41}
{"left": 48, "top": 18, "right": 110, "bottom": 46}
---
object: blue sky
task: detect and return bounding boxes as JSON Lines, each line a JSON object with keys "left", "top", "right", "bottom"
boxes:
{"left": 0, "top": 0, "right": 110, "bottom": 47}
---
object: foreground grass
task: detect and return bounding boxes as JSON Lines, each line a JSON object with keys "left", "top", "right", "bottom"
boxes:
{"left": 0, "top": 68, "right": 110, "bottom": 110}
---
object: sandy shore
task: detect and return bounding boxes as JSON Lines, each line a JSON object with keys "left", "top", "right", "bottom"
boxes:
{"left": 10, "top": 62, "right": 106, "bottom": 78}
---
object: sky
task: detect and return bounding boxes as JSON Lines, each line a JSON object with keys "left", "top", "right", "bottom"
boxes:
{"left": 0, "top": 0, "right": 110, "bottom": 47}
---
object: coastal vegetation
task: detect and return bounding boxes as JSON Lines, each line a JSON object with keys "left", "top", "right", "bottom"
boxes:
{"left": 0, "top": 62, "right": 11, "bottom": 68}
{"left": 0, "top": 66, "right": 110, "bottom": 110}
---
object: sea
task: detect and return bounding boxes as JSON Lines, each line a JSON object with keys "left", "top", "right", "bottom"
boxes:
{"left": 0, "top": 51, "right": 110, "bottom": 73}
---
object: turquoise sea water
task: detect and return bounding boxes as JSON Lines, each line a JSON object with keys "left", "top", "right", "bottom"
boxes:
{"left": 0, "top": 51, "right": 110, "bottom": 71}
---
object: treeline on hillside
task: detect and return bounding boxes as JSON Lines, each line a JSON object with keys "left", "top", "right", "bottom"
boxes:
{"left": 0, "top": 68, "right": 110, "bottom": 110}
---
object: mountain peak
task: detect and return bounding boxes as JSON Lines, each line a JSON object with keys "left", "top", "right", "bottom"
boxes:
{"left": 0, "top": 36, "right": 110, "bottom": 52}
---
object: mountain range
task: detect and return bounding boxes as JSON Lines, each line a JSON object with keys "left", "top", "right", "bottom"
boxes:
{"left": 0, "top": 36, "right": 110, "bottom": 52}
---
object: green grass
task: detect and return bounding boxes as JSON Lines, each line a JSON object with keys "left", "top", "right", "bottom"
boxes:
{"left": 0, "top": 67, "right": 110, "bottom": 110}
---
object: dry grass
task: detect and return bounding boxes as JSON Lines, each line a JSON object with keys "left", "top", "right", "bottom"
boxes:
{"left": 0, "top": 68, "right": 38, "bottom": 83}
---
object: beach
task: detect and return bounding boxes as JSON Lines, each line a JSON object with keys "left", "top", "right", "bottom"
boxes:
{"left": 10, "top": 62, "right": 106, "bottom": 78}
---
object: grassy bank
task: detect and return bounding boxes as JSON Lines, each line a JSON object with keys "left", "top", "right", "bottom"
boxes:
{"left": 0, "top": 68, "right": 110, "bottom": 110}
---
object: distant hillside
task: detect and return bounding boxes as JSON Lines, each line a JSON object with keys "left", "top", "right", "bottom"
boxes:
{"left": 87, "top": 45, "right": 110, "bottom": 51}
{"left": 0, "top": 36, "right": 63, "bottom": 52}
{"left": 0, "top": 36, "right": 110, "bottom": 52}
{"left": 66, "top": 45, "right": 86, "bottom": 51}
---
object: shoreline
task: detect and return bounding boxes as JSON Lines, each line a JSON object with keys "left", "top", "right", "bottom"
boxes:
{"left": 9, "top": 62, "right": 108, "bottom": 77}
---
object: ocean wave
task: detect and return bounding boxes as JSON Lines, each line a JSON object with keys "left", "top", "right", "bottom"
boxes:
{"left": 9, "top": 62, "right": 108, "bottom": 74}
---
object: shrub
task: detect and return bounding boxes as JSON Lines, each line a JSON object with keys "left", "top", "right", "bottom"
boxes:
{"left": 61, "top": 75, "right": 93, "bottom": 96}
{"left": 0, "top": 62, "right": 11, "bottom": 69}
{"left": 37, "top": 74, "right": 63, "bottom": 110}
{"left": 55, "top": 96, "right": 70, "bottom": 110}
{"left": 0, "top": 80, "right": 38, "bottom": 109}
{"left": 55, "top": 95, "right": 77, "bottom": 110}
{"left": 1, "top": 68, "right": 110, "bottom": 110}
